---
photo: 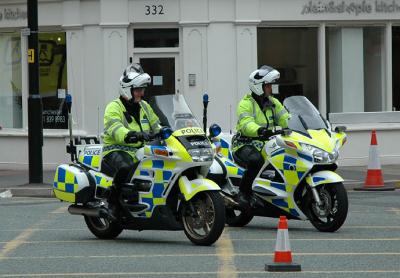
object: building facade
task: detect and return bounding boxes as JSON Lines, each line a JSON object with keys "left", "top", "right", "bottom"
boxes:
{"left": 0, "top": 0, "right": 399, "bottom": 169}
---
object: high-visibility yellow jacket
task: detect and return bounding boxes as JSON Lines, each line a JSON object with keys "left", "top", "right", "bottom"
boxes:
{"left": 233, "top": 94, "right": 290, "bottom": 151}
{"left": 102, "top": 98, "right": 160, "bottom": 159}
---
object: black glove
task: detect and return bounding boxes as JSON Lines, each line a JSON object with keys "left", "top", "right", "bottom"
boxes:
{"left": 124, "top": 131, "right": 139, "bottom": 143}
{"left": 137, "top": 132, "right": 150, "bottom": 142}
{"left": 124, "top": 131, "right": 150, "bottom": 144}
{"left": 257, "top": 127, "right": 274, "bottom": 140}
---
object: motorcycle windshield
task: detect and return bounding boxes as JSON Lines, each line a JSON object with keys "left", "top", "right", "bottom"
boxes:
{"left": 283, "top": 96, "right": 329, "bottom": 135}
{"left": 148, "top": 94, "right": 202, "bottom": 131}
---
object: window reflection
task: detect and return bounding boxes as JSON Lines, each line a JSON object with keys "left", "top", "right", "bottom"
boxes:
{"left": 0, "top": 33, "right": 22, "bottom": 128}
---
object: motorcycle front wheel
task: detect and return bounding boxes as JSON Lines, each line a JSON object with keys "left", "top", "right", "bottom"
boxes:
{"left": 307, "top": 182, "right": 348, "bottom": 232}
{"left": 181, "top": 191, "right": 225, "bottom": 246}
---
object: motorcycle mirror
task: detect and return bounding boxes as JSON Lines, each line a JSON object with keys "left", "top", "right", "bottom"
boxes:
{"left": 209, "top": 124, "right": 221, "bottom": 138}
{"left": 160, "top": 127, "right": 173, "bottom": 140}
{"left": 334, "top": 126, "right": 347, "bottom": 133}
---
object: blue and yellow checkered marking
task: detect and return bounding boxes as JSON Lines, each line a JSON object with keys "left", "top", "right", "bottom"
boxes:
{"left": 270, "top": 149, "right": 312, "bottom": 186}
{"left": 270, "top": 182, "right": 286, "bottom": 191}
{"left": 272, "top": 198, "right": 288, "bottom": 208}
{"left": 313, "top": 176, "right": 325, "bottom": 183}
{"left": 53, "top": 166, "right": 81, "bottom": 203}
{"left": 271, "top": 149, "right": 285, "bottom": 157}
{"left": 135, "top": 159, "right": 176, "bottom": 218}
{"left": 220, "top": 156, "right": 244, "bottom": 177}
{"left": 78, "top": 155, "right": 100, "bottom": 169}
{"left": 140, "top": 170, "right": 150, "bottom": 176}
{"left": 93, "top": 173, "right": 113, "bottom": 188}
{"left": 220, "top": 139, "right": 233, "bottom": 161}
{"left": 53, "top": 167, "right": 79, "bottom": 193}
{"left": 297, "top": 152, "right": 313, "bottom": 162}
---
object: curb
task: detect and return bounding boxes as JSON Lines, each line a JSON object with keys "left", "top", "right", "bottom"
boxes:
{"left": 1, "top": 181, "right": 399, "bottom": 198}
{"left": 9, "top": 187, "right": 54, "bottom": 198}
{"left": 0, "top": 183, "right": 54, "bottom": 198}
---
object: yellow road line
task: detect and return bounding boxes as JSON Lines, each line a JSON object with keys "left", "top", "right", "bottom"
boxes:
{"left": 0, "top": 228, "right": 86, "bottom": 232}
{"left": 0, "top": 228, "right": 37, "bottom": 261}
{"left": 2, "top": 237, "right": 399, "bottom": 245}
{"left": 1, "top": 270, "right": 400, "bottom": 277}
{"left": 3, "top": 252, "right": 400, "bottom": 260}
{"left": 1, "top": 225, "right": 399, "bottom": 232}
{"left": 215, "top": 229, "right": 237, "bottom": 278}
{"left": 49, "top": 206, "right": 68, "bottom": 214}
{"left": 0, "top": 207, "right": 59, "bottom": 261}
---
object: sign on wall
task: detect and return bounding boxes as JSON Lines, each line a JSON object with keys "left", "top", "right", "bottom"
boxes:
{"left": 0, "top": 8, "right": 27, "bottom": 21}
{"left": 301, "top": 0, "right": 400, "bottom": 16}
{"left": 130, "top": 0, "right": 179, "bottom": 22}
{"left": 260, "top": 0, "right": 400, "bottom": 21}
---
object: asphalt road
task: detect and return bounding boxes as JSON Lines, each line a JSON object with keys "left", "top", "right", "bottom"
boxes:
{"left": 0, "top": 190, "right": 399, "bottom": 278}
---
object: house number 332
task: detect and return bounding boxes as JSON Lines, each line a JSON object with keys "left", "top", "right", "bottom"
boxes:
{"left": 145, "top": 5, "right": 164, "bottom": 15}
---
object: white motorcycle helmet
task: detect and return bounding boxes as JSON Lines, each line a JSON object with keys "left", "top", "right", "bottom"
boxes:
{"left": 248, "top": 65, "right": 280, "bottom": 96}
{"left": 119, "top": 64, "right": 151, "bottom": 99}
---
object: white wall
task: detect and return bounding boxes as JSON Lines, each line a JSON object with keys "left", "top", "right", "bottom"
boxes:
{"left": 0, "top": 0, "right": 400, "bottom": 169}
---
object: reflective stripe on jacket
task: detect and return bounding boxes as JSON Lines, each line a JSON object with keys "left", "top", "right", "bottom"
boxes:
{"left": 233, "top": 94, "right": 290, "bottom": 152}
{"left": 102, "top": 98, "right": 160, "bottom": 159}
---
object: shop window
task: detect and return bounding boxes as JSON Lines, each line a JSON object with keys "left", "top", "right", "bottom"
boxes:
{"left": 134, "top": 29, "right": 179, "bottom": 48}
{"left": 39, "top": 32, "right": 68, "bottom": 129}
{"left": 257, "top": 27, "right": 319, "bottom": 107}
{"left": 0, "top": 33, "right": 22, "bottom": 128}
{"left": 393, "top": 26, "right": 400, "bottom": 111}
{"left": 326, "top": 27, "right": 386, "bottom": 113}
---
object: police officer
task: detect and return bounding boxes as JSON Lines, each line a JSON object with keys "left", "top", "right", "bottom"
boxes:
{"left": 232, "top": 65, "right": 290, "bottom": 205}
{"left": 101, "top": 64, "right": 161, "bottom": 182}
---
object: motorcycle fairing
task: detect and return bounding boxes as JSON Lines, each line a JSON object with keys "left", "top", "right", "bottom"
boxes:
{"left": 178, "top": 176, "right": 220, "bottom": 201}
{"left": 269, "top": 147, "right": 313, "bottom": 186}
{"left": 133, "top": 159, "right": 177, "bottom": 218}
{"left": 252, "top": 178, "right": 307, "bottom": 219}
{"left": 306, "top": 170, "right": 344, "bottom": 187}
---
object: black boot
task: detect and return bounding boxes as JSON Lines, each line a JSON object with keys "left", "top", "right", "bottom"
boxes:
{"left": 236, "top": 191, "right": 251, "bottom": 208}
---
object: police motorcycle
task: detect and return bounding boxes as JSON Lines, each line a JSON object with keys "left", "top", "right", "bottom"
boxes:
{"left": 53, "top": 93, "right": 225, "bottom": 246}
{"left": 207, "top": 95, "right": 348, "bottom": 232}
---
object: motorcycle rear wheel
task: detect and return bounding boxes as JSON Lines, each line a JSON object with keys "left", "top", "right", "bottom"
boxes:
{"left": 182, "top": 191, "right": 225, "bottom": 246}
{"left": 84, "top": 216, "right": 123, "bottom": 239}
{"left": 307, "top": 182, "right": 348, "bottom": 232}
{"left": 225, "top": 208, "right": 254, "bottom": 227}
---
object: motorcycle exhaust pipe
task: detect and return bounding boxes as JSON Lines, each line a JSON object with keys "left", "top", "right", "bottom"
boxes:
{"left": 220, "top": 193, "right": 239, "bottom": 208}
{"left": 68, "top": 204, "right": 108, "bottom": 218}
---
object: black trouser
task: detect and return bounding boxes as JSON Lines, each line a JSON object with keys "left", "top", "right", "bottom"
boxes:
{"left": 101, "top": 151, "right": 136, "bottom": 185}
{"left": 233, "top": 145, "right": 264, "bottom": 194}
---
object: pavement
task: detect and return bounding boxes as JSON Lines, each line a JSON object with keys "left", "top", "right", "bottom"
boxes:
{"left": 0, "top": 165, "right": 399, "bottom": 198}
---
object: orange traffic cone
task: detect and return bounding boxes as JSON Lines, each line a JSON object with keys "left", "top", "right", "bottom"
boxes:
{"left": 355, "top": 130, "right": 395, "bottom": 191}
{"left": 266, "top": 216, "right": 301, "bottom": 272}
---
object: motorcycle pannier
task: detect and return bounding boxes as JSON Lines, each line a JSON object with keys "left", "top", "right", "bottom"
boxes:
{"left": 53, "top": 164, "right": 94, "bottom": 203}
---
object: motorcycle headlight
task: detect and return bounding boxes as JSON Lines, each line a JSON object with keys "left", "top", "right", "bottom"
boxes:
{"left": 300, "top": 143, "right": 338, "bottom": 164}
{"left": 188, "top": 148, "right": 214, "bottom": 162}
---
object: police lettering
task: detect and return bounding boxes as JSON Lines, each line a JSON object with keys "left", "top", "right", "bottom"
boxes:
{"left": 190, "top": 141, "right": 209, "bottom": 146}
{"left": 181, "top": 127, "right": 203, "bottom": 135}
{"left": 84, "top": 148, "right": 101, "bottom": 156}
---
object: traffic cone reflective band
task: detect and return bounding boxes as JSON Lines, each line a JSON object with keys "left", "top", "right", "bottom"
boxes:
{"left": 355, "top": 130, "right": 395, "bottom": 191}
{"left": 266, "top": 216, "right": 301, "bottom": 272}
